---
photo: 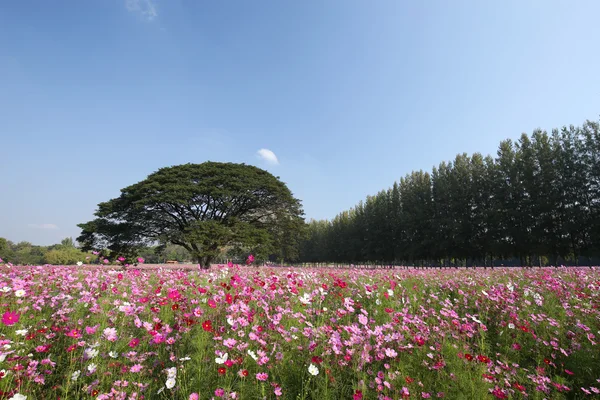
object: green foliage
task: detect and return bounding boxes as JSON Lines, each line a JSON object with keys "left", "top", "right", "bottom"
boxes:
{"left": 44, "top": 247, "right": 87, "bottom": 265}
{"left": 77, "top": 162, "right": 305, "bottom": 267}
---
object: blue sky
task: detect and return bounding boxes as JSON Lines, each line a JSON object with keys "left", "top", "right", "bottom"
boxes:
{"left": 1, "top": 0, "right": 599, "bottom": 245}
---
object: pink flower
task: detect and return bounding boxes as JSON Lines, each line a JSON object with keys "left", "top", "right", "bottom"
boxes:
{"left": 130, "top": 364, "right": 143, "bottom": 373}
{"left": 103, "top": 327, "right": 118, "bottom": 342}
{"left": 137, "top": 257, "right": 145, "bottom": 263}
{"left": 189, "top": 394, "right": 199, "bottom": 400}
{"left": 2, "top": 311, "right": 20, "bottom": 326}
{"left": 256, "top": 372, "right": 268, "bottom": 381}
{"left": 358, "top": 314, "right": 368, "bottom": 326}
{"left": 214, "top": 388, "right": 225, "bottom": 397}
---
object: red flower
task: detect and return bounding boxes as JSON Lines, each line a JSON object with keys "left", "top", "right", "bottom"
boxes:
{"left": 464, "top": 353, "right": 473, "bottom": 361}
{"left": 491, "top": 388, "right": 507, "bottom": 399}
{"left": 218, "top": 367, "right": 227, "bottom": 375}
{"left": 128, "top": 338, "right": 140, "bottom": 348}
{"left": 353, "top": 390, "right": 363, "bottom": 400}
{"left": 512, "top": 382, "right": 526, "bottom": 392}
{"left": 415, "top": 337, "right": 425, "bottom": 346}
{"left": 171, "top": 303, "right": 179, "bottom": 311}
{"left": 202, "top": 320, "right": 213, "bottom": 332}
{"left": 477, "top": 355, "right": 490, "bottom": 363}
{"left": 311, "top": 356, "right": 323, "bottom": 365}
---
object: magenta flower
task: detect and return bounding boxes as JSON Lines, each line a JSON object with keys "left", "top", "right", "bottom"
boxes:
{"left": 2, "top": 311, "right": 20, "bottom": 326}
{"left": 137, "top": 257, "right": 145, "bottom": 263}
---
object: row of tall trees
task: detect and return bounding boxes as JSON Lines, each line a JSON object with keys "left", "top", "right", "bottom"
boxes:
{"left": 299, "top": 120, "right": 600, "bottom": 266}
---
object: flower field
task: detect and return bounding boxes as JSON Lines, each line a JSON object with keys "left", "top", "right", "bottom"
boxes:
{"left": 1, "top": 265, "right": 599, "bottom": 400}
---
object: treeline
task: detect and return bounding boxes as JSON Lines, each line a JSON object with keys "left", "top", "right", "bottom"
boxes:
{"left": 299, "top": 120, "right": 600, "bottom": 267}
{"left": 0, "top": 237, "right": 194, "bottom": 265}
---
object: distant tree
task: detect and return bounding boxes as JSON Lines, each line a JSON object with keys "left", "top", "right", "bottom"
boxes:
{"left": 77, "top": 162, "right": 304, "bottom": 268}
{"left": 45, "top": 247, "right": 86, "bottom": 265}
{"left": 0, "top": 237, "right": 10, "bottom": 261}
{"left": 60, "top": 237, "right": 76, "bottom": 248}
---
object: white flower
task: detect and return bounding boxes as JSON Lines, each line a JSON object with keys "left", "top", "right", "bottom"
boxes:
{"left": 15, "top": 329, "right": 28, "bottom": 336}
{"left": 71, "top": 370, "right": 80, "bottom": 381}
{"left": 77, "top": 261, "right": 83, "bottom": 266}
{"left": 481, "top": 290, "right": 489, "bottom": 297}
{"left": 508, "top": 323, "right": 515, "bottom": 329}
{"left": 215, "top": 353, "right": 228, "bottom": 364}
{"left": 308, "top": 363, "right": 319, "bottom": 376}
{"left": 165, "top": 377, "right": 176, "bottom": 389}
{"left": 0, "top": 369, "right": 8, "bottom": 378}
{"left": 8, "top": 394, "right": 27, "bottom": 400}
{"left": 14, "top": 289, "right": 26, "bottom": 297}
{"left": 165, "top": 367, "right": 177, "bottom": 379}
{"left": 247, "top": 349, "right": 258, "bottom": 361}
{"left": 387, "top": 289, "right": 394, "bottom": 297}
{"left": 179, "top": 356, "right": 191, "bottom": 362}
{"left": 87, "top": 363, "right": 97, "bottom": 373}
{"left": 1, "top": 287, "right": 11, "bottom": 293}
{"left": 84, "top": 348, "right": 99, "bottom": 359}
{"left": 299, "top": 293, "right": 311, "bottom": 305}
{"left": 109, "top": 351, "right": 118, "bottom": 358}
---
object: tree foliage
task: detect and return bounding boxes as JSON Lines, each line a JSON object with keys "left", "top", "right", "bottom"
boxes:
{"left": 77, "top": 162, "right": 304, "bottom": 267}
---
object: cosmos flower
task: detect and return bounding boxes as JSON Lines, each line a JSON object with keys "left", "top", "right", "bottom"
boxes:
{"left": 2, "top": 311, "right": 20, "bottom": 326}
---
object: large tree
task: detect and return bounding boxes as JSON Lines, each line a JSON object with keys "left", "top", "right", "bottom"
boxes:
{"left": 77, "top": 162, "right": 304, "bottom": 268}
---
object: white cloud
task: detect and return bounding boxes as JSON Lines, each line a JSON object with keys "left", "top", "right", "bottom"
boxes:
{"left": 28, "top": 223, "right": 59, "bottom": 230}
{"left": 256, "top": 148, "right": 279, "bottom": 165}
{"left": 125, "top": 0, "right": 158, "bottom": 21}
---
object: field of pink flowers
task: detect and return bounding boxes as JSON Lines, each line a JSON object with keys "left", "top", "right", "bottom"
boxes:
{"left": 1, "top": 264, "right": 599, "bottom": 400}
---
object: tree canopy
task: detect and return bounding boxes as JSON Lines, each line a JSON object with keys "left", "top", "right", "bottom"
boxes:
{"left": 77, "top": 162, "right": 305, "bottom": 267}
